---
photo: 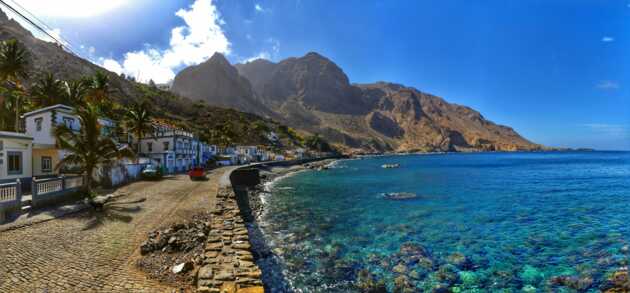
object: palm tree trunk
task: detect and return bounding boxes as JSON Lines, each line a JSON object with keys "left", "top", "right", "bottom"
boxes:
{"left": 14, "top": 95, "right": 20, "bottom": 132}
{"left": 136, "top": 132, "right": 142, "bottom": 163}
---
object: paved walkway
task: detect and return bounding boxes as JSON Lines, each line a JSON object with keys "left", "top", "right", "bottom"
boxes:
{"left": 0, "top": 168, "right": 231, "bottom": 292}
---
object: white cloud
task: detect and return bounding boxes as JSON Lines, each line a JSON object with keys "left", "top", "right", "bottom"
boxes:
{"left": 602, "top": 36, "right": 615, "bottom": 42}
{"left": 102, "top": 59, "right": 123, "bottom": 74}
{"left": 242, "top": 51, "right": 271, "bottom": 63}
{"left": 596, "top": 80, "right": 620, "bottom": 90}
{"left": 11, "top": 0, "right": 129, "bottom": 18}
{"left": 101, "top": 0, "right": 230, "bottom": 83}
{"left": 255, "top": 4, "right": 264, "bottom": 12}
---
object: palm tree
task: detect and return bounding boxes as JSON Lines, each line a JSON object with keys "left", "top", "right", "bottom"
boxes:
{"left": 87, "top": 71, "right": 110, "bottom": 104}
{"left": 0, "top": 39, "right": 29, "bottom": 131}
{"left": 63, "top": 79, "right": 88, "bottom": 105}
{"left": 124, "top": 100, "right": 154, "bottom": 153}
{"left": 31, "top": 72, "right": 64, "bottom": 107}
{"left": 54, "top": 103, "right": 134, "bottom": 199}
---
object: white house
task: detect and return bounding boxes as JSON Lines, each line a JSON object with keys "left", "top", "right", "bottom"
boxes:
{"left": 138, "top": 123, "right": 199, "bottom": 173}
{"left": 0, "top": 131, "right": 33, "bottom": 183}
{"left": 22, "top": 104, "right": 116, "bottom": 177}
{"left": 236, "top": 146, "right": 259, "bottom": 163}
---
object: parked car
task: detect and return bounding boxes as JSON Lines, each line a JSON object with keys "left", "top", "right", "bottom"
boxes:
{"left": 141, "top": 164, "right": 162, "bottom": 180}
{"left": 188, "top": 167, "right": 206, "bottom": 180}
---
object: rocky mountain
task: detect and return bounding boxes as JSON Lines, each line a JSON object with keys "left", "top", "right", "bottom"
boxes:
{"left": 231, "top": 53, "right": 541, "bottom": 152}
{"left": 171, "top": 53, "right": 268, "bottom": 114}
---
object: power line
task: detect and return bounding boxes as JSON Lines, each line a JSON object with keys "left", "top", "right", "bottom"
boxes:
{"left": 0, "top": 0, "right": 81, "bottom": 57}
{"left": 6, "top": 0, "right": 76, "bottom": 51}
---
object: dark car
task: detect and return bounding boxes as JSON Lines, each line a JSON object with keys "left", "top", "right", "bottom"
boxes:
{"left": 141, "top": 164, "right": 162, "bottom": 180}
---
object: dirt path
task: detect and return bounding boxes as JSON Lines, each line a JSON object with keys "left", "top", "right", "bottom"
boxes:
{"left": 0, "top": 167, "right": 232, "bottom": 293}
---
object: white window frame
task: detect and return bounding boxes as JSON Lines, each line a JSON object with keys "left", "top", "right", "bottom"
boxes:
{"left": 41, "top": 156, "right": 52, "bottom": 172}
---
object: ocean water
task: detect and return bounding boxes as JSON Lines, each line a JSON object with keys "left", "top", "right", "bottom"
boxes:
{"left": 256, "top": 152, "right": 630, "bottom": 292}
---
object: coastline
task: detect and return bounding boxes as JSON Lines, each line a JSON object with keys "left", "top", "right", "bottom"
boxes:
{"left": 228, "top": 158, "right": 341, "bottom": 292}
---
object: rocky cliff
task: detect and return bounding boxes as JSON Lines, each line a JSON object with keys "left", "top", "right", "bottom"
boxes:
{"left": 230, "top": 53, "right": 541, "bottom": 152}
{"left": 171, "top": 53, "right": 268, "bottom": 115}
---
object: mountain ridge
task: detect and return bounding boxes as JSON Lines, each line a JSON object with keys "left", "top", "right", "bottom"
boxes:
{"left": 228, "top": 53, "right": 541, "bottom": 152}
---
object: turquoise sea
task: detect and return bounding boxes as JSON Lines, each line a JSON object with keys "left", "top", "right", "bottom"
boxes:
{"left": 256, "top": 152, "right": 630, "bottom": 292}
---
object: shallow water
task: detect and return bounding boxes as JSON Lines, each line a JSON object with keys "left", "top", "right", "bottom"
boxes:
{"left": 257, "top": 152, "right": 630, "bottom": 292}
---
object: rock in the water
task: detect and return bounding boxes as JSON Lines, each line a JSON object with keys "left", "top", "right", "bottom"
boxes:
{"left": 393, "top": 263, "right": 407, "bottom": 274}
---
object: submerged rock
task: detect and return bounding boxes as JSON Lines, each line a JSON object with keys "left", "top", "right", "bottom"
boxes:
{"left": 519, "top": 265, "right": 544, "bottom": 285}
{"left": 356, "top": 269, "right": 387, "bottom": 293}
{"left": 601, "top": 268, "right": 630, "bottom": 292}
{"left": 447, "top": 252, "right": 474, "bottom": 270}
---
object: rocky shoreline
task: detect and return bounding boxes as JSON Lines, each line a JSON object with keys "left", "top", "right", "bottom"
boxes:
{"left": 233, "top": 159, "right": 339, "bottom": 292}
{"left": 136, "top": 186, "right": 265, "bottom": 293}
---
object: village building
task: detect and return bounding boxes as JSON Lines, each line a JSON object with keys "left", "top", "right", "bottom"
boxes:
{"left": 0, "top": 131, "right": 33, "bottom": 184}
{"left": 138, "top": 123, "right": 200, "bottom": 173}
{"left": 22, "top": 104, "right": 116, "bottom": 177}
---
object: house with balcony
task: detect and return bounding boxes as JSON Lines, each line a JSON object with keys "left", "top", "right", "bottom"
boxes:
{"left": 236, "top": 146, "right": 259, "bottom": 163}
{"left": 0, "top": 131, "right": 33, "bottom": 184}
{"left": 199, "top": 142, "right": 218, "bottom": 167}
{"left": 22, "top": 104, "right": 117, "bottom": 177}
{"left": 138, "top": 123, "right": 199, "bottom": 173}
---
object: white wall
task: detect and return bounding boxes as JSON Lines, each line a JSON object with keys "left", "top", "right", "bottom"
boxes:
{"left": 0, "top": 138, "right": 32, "bottom": 180}
{"left": 25, "top": 109, "right": 79, "bottom": 146}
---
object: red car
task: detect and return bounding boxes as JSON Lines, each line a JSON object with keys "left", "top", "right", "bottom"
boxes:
{"left": 188, "top": 167, "right": 206, "bottom": 180}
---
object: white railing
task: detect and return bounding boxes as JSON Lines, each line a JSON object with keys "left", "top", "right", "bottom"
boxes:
{"left": 36, "top": 179, "right": 63, "bottom": 195}
{"left": 0, "top": 183, "right": 17, "bottom": 203}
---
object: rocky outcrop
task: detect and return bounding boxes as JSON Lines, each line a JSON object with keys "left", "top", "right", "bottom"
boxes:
{"left": 171, "top": 53, "right": 268, "bottom": 115}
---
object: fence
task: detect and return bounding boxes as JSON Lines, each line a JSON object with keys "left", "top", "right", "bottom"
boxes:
{"left": 0, "top": 180, "right": 22, "bottom": 223}
{"left": 31, "top": 175, "right": 85, "bottom": 209}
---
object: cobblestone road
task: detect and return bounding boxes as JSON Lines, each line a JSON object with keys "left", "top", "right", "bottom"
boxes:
{"left": 0, "top": 169, "right": 228, "bottom": 292}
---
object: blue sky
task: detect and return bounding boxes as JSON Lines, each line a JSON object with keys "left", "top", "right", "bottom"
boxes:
{"left": 4, "top": 0, "right": 629, "bottom": 150}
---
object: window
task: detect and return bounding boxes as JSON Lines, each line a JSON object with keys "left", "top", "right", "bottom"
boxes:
{"left": 63, "top": 117, "right": 75, "bottom": 129}
{"left": 41, "top": 156, "right": 52, "bottom": 172}
{"left": 35, "top": 117, "right": 43, "bottom": 131}
{"left": 0, "top": 140, "right": 3, "bottom": 151}
{"left": 7, "top": 152, "right": 22, "bottom": 175}
{"left": 147, "top": 142, "right": 153, "bottom": 152}
{"left": 163, "top": 141, "right": 170, "bottom": 151}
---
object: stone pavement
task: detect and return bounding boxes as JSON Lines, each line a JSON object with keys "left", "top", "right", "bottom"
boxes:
{"left": 0, "top": 169, "right": 229, "bottom": 293}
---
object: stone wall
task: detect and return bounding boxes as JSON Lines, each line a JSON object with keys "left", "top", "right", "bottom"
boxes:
{"left": 196, "top": 187, "right": 263, "bottom": 293}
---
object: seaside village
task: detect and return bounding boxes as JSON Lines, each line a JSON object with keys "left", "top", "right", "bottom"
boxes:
{"left": 0, "top": 102, "right": 316, "bottom": 223}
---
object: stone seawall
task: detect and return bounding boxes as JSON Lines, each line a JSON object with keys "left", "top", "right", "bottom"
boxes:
{"left": 196, "top": 187, "right": 264, "bottom": 293}
{"left": 196, "top": 157, "right": 343, "bottom": 292}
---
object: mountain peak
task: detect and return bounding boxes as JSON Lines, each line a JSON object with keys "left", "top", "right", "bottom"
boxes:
{"left": 303, "top": 51, "right": 329, "bottom": 61}
{"left": 207, "top": 52, "right": 230, "bottom": 66}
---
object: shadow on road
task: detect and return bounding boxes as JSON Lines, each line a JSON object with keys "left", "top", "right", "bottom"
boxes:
{"left": 80, "top": 198, "right": 145, "bottom": 230}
